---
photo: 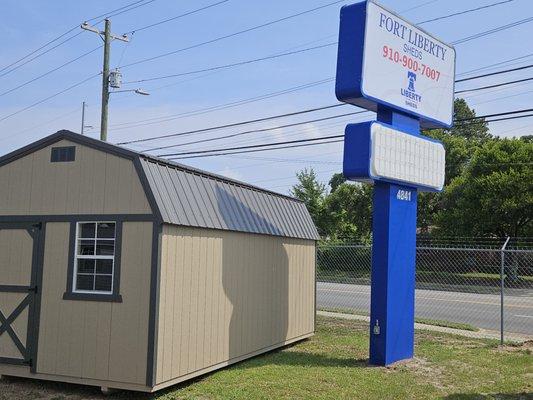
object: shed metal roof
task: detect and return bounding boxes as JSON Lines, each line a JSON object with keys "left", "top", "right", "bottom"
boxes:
{"left": 0, "top": 131, "right": 319, "bottom": 240}
{"left": 139, "top": 158, "right": 319, "bottom": 240}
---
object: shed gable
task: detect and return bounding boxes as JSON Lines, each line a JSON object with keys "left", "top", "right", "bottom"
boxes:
{"left": 0, "top": 139, "right": 151, "bottom": 216}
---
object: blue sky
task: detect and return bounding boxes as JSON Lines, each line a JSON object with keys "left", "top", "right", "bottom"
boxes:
{"left": 1, "top": 0, "right": 532, "bottom": 194}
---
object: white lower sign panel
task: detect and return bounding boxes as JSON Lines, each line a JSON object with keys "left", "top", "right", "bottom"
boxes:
{"left": 370, "top": 123, "right": 445, "bottom": 191}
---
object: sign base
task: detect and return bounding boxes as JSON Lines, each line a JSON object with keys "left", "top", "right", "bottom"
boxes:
{"left": 369, "top": 181, "right": 417, "bottom": 365}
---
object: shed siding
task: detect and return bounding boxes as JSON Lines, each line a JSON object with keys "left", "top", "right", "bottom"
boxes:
{"left": 36, "top": 221, "right": 153, "bottom": 385}
{"left": 154, "top": 225, "right": 315, "bottom": 385}
{"left": 0, "top": 140, "right": 151, "bottom": 215}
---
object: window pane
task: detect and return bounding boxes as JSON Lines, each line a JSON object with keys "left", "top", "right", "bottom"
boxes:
{"left": 96, "top": 240, "right": 114, "bottom": 256}
{"left": 78, "top": 240, "right": 95, "bottom": 255}
{"left": 96, "top": 259, "right": 113, "bottom": 274}
{"left": 95, "top": 275, "right": 112, "bottom": 292}
{"left": 97, "top": 223, "right": 115, "bottom": 239}
{"left": 79, "top": 223, "right": 96, "bottom": 238}
{"left": 77, "top": 259, "right": 95, "bottom": 274}
{"left": 76, "top": 274, "right": 94, "bottom": 291}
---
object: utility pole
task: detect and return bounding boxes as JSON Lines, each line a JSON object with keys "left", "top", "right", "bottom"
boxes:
{"left": 81, "top": 101, "right": 86, "bottom": 134}
{"left": 100, "top": 19, "right": 111, "bottom": 142}
{"left": 80, "top": 102, "right": 93, "bottom": 135}
{"left": 81, "top": 19, "right": 129, "bottom": 142}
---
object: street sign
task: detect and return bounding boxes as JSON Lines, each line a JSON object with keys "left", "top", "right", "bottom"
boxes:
{"left": 336, "top": 0, "right": 455, "bottom": 128}
{"left": 343, "top": 121, "right": 445, "bottom": 191}
{"left": 335, "top": 0, "right": 455, "bottom": 367}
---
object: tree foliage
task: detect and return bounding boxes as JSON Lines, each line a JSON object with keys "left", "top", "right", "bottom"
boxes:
{"left": 436, "top": 137, "right": 533, "bottom": 237}
{"left": 291, "top": 99, "right": 532, "bottom": 239}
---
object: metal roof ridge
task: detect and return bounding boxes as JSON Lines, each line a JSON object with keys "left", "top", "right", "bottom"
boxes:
{"left": 137, "top": 153, "right": 305, "bottom": 205}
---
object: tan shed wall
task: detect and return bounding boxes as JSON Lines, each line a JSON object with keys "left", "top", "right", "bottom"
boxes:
{"left": 154, "top": 225, "right": 316, "bottom": 386}
{"left": 35, "top": 221, "right": 153, "bottom": 386}
{"left": 0, "top": 139, "right": 151, "bottom": 215}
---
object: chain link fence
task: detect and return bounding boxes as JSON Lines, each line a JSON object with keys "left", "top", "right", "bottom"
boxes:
{"left": 317, "top": 237, "right": 533, "bottom": 338}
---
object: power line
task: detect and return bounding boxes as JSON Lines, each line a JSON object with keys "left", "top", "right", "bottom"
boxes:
{"left": 111, "top": 77, "right": 335, "bottom": 131}
{"left": 452, "top": 15, "right": 533, "bottom": 45}
{"left": 0, "top": 32, "right": 85, "bottom": 79}
{"left": 456, "top": 63, "right": 533, "bottom": 83}
{"left": 0, "top": 28, "right": 79, "bottom": 75}
{"left": 160, "top": 134, "right": 344, "bottom": 157}
{"left": 116, "top": 65, "right": 533, "bottom": 145}
{"left": 103, "top": 0, "right": 156, "bottom": 19}
{"left": 418, "top": 0, "right": 514, "bottom": 24}
{"left": 0, "top": 73, "right": 100, "bottom": 123}
{"left": 455, "top": 76, "right": 533, "bottom": 94}
{"left": 457, "top": 52, "right": 533, "bottom": 78}
{"left": 0, "top": 0, "right": 155, "bottom": 78}
{"left": 116, "top": 104, "right": 344, "bottom": 145}
{"left": 169, "top": 138, "right": 345, "bottom": 160}
{"left": 0, "top": 45, "right": 102, "bottom": 97}
{"left": 0, "top": 107, "right": 80, "bottom": 144}
{"left": 122, "top": 42, "right": 337, "bottom": 84}
{"left": 400, "top": 0, "right": 439, "bottom": 13}
{"left": 121, "top": 5, "right": 520, "bottom": 85}
{"left": 146, "top": 111, "right": 365, "bottom": 151}
{"left": 123, "top": 0, "right": 229, "bottom": 34}
{"left": 156, "top": 108, "right": 533, "bottom": 158}
{"left": 121, "top": 0, "right": 346, "bottom": 68}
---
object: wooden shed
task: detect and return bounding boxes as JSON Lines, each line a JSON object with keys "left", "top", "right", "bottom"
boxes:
{"left": 0, "top": 130, "right": 318, "bottom": 392}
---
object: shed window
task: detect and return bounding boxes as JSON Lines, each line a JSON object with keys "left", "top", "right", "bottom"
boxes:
{"left": 73, "top": 222, "right": 116, "bottom": 293}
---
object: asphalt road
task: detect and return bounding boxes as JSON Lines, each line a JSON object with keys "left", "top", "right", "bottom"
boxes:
{"left": 317, "top": 282, "right": 533, "bottom": 335}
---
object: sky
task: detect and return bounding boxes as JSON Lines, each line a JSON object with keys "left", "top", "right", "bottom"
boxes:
{"left": 1, "top": 0, "right": 532, "bottom": 195}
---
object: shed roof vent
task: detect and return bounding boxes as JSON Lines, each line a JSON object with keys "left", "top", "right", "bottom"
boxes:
{"left": 51, "top": 146, "right": 76, "bottom": 162}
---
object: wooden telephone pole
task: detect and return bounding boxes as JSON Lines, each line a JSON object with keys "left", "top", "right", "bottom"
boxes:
{"left": 81, "top": 19, "right": 129, "bottom": 142}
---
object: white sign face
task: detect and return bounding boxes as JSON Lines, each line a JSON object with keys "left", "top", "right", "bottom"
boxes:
{"left": 361, "top": 1, "right": 455, "bottom": 127}
{"left": 370, "top": 123, "right": 445, "bottom": 191}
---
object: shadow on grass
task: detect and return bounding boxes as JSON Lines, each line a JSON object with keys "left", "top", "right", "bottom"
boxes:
{"left": 233, "top": 350, "right": 369, "bottom": 369}
{"left": 443, "top": 394, "right": 533, "bottom": 400}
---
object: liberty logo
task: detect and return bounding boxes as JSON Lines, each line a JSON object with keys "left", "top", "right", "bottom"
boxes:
{"left": 407, "top": 71, "right": 416, "bottom": 92}
{"left": 401, "top": 71, "right": 422, "bottom": 106}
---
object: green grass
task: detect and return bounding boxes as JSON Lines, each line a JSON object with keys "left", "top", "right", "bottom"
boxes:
{"left": 319, "top": 307, "right": 480, "bottom": 332}
{"left": 151, "top": 316, "right": 531, "bottom": 400}
{"left": 1, "top": 317, "right": 530, "bottom": 400}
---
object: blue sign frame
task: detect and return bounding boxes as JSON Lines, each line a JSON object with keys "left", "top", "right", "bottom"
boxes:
{"left": 342, "top": 120, "right": 445, "bottom": 192}
{"left": 335, "top": 0, "right": 454, "bottom": 367}
{"left": 335, "top": 0, "right": 456, "bottom": 129}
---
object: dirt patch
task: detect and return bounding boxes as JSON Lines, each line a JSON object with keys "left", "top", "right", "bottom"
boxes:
{"left": 385, "top": 357, "right": 448, "bottom": 390}
{"left": 494, "top": 340, "right": 533, "bottom": 354}
{"left": 0, "top": 376, "right": 115, "bottom": 400}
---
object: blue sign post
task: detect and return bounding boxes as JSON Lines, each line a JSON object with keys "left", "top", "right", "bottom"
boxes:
{"left": 336, "top": 0, "right": 455, "bottom": 366}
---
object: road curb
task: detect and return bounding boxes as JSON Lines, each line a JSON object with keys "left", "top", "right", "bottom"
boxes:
{"left": 317, "top": 311, "right": 533, "bottom": 343}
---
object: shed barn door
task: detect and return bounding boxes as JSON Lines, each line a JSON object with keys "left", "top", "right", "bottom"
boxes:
{"left": 0, "top": 223, "right": 42, "bottom": 367}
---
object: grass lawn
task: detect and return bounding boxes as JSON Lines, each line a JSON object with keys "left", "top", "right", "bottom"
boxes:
{"left": 1, "top": 316, "right": 531, "bottom": 400}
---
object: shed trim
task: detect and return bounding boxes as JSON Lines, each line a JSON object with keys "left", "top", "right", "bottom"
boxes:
{"left": 146, "top": 221, "right": 161, "bottom": 387}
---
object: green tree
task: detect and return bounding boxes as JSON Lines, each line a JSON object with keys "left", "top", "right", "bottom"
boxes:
{"left": 324, "top": 182, "right": 373, "bottom": 240}
{"left": 329, "top": 172, "right": 346, "bottom": 193}
{"left": 290, "top": 168, "right": 327, "bottom": 235}
{"left": 447, "top": 98, "right": 491, "bottom": 141}
{"left": 419, "top": 98, "right": 487, "bottom": 232}
{"left": 436, "top": 137, "right": 533, "bottom": 237}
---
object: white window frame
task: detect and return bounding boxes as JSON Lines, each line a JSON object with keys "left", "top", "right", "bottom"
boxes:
{"left": 73, "top": 221, "right": 116, "bottom": 295}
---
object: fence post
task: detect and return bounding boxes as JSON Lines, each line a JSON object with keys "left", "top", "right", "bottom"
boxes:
{"left": 500, "top": 236, "right": 510, "bottom": 345}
